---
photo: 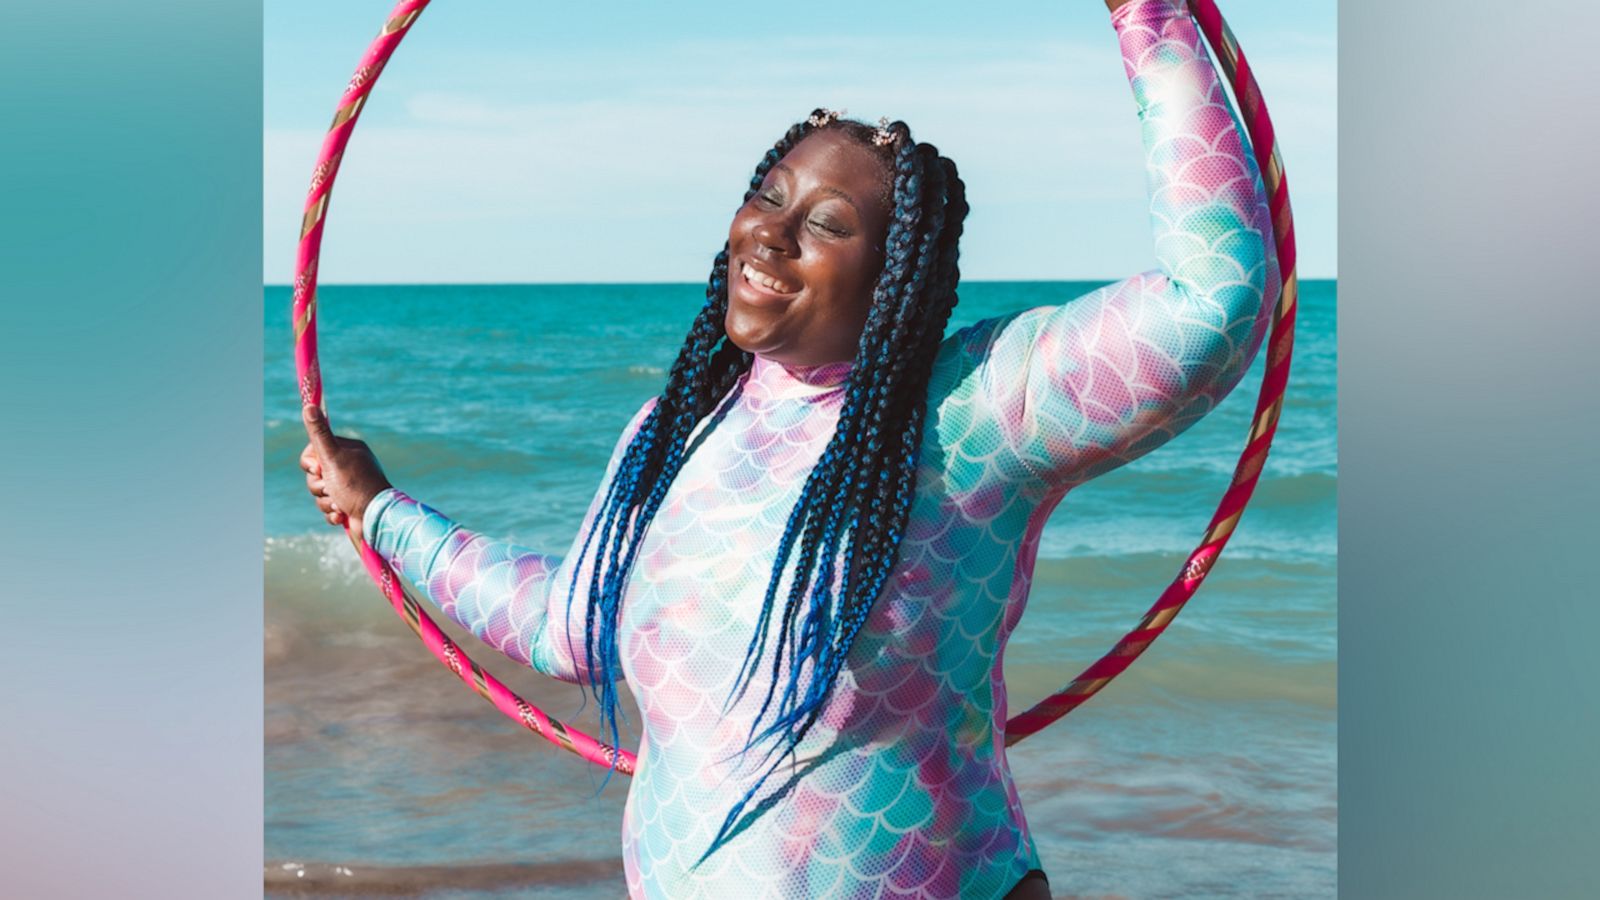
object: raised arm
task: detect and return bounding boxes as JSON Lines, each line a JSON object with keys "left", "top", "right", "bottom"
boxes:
{"left": 940, "top": 0, "right": 1279, "bottom": 490}
{"left": 359, "top": 399, "right": 657, "bottom": 685}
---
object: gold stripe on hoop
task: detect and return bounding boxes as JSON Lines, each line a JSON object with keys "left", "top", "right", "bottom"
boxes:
{"left": 1219, "top": 23, "right": 1241, "bottom": 78}
{"left": 1248, "top": 395, "right": 1285, "bottom": 444}
{"left": 1276, "top": 268, "right": 1300, "bottom": 321}
{"left": 1139, "top": 604, "right": 1183, "bottom": 633}
{"left": 1065, "top": 677, "right": 1112, "bottom": 697}
{"left": 1264, "top": 146, "right": 1284, "bottom": 195}
{"left": 382, "top": 9, "right": 421, "bottom": 36}
{"left": 300, "top": 194, "right": 328, "bottom": 240}
{"left": 1202, "top": 508, "right": 1244, "bottom": 546}
{"left": 329, "top": 94, "right": 366, "bottom": 132}
{"left": 293, "top": 292, "right": 317, "bottom": 340}
{"left": 548, "top": 718, "right": 577, "bottom": 752}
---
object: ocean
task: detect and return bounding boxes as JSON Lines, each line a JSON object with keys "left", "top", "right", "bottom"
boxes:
{"left": 264, "top": 280, "right": 1336, "bottom": 897}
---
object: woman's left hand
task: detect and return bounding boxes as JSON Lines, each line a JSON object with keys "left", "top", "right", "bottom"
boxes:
{"left": 300, "top": 405, "right": 392, "bottom": 537}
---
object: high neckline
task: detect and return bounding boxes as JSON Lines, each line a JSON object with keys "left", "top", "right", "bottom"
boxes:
{"left": 747, "top": 354, "right": 853, "bottom": 400}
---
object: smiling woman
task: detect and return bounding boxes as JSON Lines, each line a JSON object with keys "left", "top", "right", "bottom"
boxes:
{"left": 297, "top": 0, "right": 1284, "bottom": 897}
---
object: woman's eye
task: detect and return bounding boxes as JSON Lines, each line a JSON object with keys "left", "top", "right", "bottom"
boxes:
{"left": 811, "top": 219, "right": 848, "bottom": 237}
{"left": 757, "top": 191, "right": 782, "bottom": 206}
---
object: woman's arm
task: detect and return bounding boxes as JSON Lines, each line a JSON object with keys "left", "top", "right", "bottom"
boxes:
{"left": 361, "top": 489, "right": 587, "bottom": 681}
{"left": 357, "top": 399, "right": 657, "bottom": 685}
{"left": 942, "top": 0, "right": 1278, "bottom": 490}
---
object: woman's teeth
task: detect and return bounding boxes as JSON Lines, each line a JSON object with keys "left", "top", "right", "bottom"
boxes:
{"left": 742, "top": 263, "right": 795, "bottom": 294}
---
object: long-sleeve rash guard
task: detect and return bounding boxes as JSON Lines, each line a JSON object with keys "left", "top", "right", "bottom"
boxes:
{"left": 362, "top": 2, "right": 1279, "bottom": 896}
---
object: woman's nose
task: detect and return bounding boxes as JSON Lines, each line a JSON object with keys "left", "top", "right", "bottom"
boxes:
{"left": 752, "top": 215, "right": 799, "bottom": 257}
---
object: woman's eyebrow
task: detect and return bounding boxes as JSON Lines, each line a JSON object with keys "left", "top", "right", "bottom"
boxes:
{"left": 773, "top": 163, "right": 862, "bottom": 215}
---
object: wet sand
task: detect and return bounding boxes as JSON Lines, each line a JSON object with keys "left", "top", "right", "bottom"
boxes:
{"left": 264, "top": 858, "right": 624, "bottom": 896}
{"left": 263, "top": 858, "right": 1128, "bottom": 899}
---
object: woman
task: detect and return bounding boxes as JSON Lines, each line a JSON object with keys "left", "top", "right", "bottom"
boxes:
{"left": 301, "top": 0, "right": 1278, "bottom": 896}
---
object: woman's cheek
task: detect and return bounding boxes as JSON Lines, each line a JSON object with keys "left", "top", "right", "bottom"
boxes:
{"left": 851, "top": 246, "right": 884, "bottom": 294}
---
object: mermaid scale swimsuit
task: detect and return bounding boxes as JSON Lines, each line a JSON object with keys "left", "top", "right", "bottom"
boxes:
{"left": 363, "top": 2, "right": 1278, "bottom": 896}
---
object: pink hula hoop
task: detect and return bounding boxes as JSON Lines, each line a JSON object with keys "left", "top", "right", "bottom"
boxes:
{"left": 291, "top": 0, "right": 634, "bottom": 775}
{"left": 289, "top": 0, "right": 1297, "bottom": 772}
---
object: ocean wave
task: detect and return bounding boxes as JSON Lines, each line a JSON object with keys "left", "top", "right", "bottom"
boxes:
{"left": 264, "top": 533, "right": 372, "bottom": 583}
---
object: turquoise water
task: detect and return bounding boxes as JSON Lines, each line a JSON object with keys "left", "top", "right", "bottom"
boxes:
{"left": 264, "top": 281, "right": 1335, "bottom": 897}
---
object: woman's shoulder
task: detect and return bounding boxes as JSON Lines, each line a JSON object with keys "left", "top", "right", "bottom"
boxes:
{"left": 919, "top": 310, "right": 1067, "bottom": 488}
{"left": 927, "top": 309, "right": 1046, "bottom": 404}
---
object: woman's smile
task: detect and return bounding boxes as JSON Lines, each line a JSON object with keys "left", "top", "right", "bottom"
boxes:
{"left": 735, "top": 259, "right": 801, "bottom": 302}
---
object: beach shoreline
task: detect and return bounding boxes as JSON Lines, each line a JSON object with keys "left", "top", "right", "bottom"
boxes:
{"left": 264, "top": 857, "right": 624, "bottom": 896}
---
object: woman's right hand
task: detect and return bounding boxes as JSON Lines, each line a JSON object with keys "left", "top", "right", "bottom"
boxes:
{"left": 300, "top": 405, "right": 393, "bottom": 537}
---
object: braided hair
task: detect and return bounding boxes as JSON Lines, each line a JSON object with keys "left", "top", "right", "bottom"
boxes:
{"left": 567, "top": 110, "right": 969, "bottom": 853}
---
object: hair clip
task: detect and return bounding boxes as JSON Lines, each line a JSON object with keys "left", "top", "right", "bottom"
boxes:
{"left": 871, "top": 116, "right": 895, "bottom": 147}
{"left": 808, "top": 107, "right": 847, "bottom": 128}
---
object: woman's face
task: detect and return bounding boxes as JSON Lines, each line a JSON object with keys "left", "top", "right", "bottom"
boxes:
{"left": 725, "top": 130, "right": 894, "bottom": 368}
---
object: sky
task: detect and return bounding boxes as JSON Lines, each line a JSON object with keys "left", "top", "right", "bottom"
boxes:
{"left": 263, "top": 1, "right": 1335, "bottom": 284}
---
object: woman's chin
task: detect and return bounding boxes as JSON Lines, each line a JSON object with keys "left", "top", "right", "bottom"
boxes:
{"left": 723, "top": 311, "right": 783, "bottom": 358}
{"left": 725, "top": 332, "right": 784, "bottom": 360}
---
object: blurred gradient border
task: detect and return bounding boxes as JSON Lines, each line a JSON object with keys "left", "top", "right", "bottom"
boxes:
{"left": 0, "top": 0, "right": 264, "bottom": 896}
{"left": 2, "top": 1, "right": 1597, "bottom": 898}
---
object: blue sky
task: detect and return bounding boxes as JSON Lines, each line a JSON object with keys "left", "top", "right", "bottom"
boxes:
{"left": 264, "top": 1, "right": 1335, "bottom": 283}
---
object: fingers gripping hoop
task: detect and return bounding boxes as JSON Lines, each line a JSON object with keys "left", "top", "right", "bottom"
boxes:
{"left": 290, "top": 0, "right": 1296, "bottom": 773}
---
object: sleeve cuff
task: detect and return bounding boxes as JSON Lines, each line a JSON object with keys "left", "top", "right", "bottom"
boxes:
{"left": 361, "top": 486, "right": 406, "bottom": 549}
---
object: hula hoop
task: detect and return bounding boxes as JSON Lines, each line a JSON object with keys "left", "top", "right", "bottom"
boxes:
{"left": 290, "top": 0, "right": 633, "bottom": 775}
{"left": 1004, "top": 0, "right": 1300, "bottom": 745}
{"left": 290, "top": 0, "right": 1296, "bottom": 773}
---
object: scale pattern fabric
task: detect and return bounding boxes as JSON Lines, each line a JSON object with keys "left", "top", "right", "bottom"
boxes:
{"left": 362, "top": 2, "right": 1278, "bottom": 896}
